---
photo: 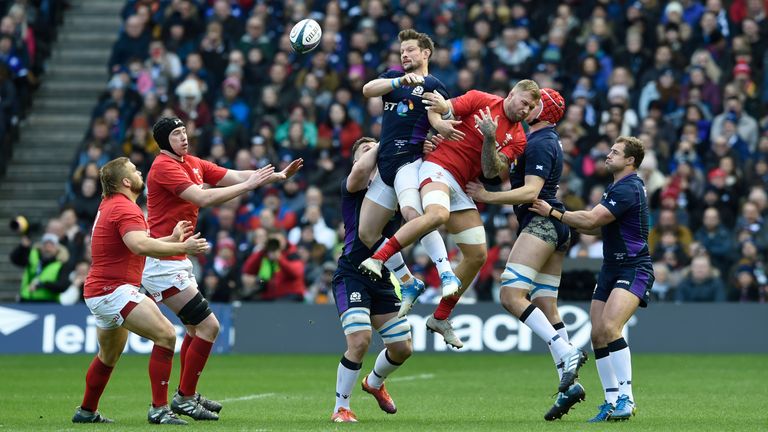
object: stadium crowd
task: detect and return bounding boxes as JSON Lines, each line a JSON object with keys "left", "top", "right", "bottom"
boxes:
{"left": 0, "top": 0, "right": 65, "bottom": 175}
{"left": 20, "top": 0, "right": 768, "bottom": 304}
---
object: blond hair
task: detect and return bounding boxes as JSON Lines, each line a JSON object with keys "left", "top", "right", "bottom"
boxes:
{"left": 99, "top": 157, "right": 132, "bottom": 198}
{"left": 512, "top": 79, "right": 541, "bottom": 102}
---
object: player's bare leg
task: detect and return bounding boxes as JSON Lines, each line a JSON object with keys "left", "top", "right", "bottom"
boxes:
{"left": 360, "top": 182, "right": 451, "bottom": 280}
{"left": 361, "top": 312, "right": 413, "bottom": 414}
{"left": 163, "top": 286, "right": 221, "bottom": 420}
{"left": 122, "top": 300, "right": 188, "bottom": 425}
{"left": 501, "top": 233, "right": 587, "bottom": 392}
{"left": 426, "top": 210, "right": 486, "bottom": 349}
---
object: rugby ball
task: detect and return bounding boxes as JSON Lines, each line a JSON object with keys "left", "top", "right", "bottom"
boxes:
{"left": 289, "top": 19, "right": 322, "bottom": 54}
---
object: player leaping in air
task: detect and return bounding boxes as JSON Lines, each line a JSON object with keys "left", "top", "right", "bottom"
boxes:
{"left": 466, "top": 88, "right": 588, "bottom": 419}
{"left": 359, "top": 80, "right": 540, "bottom": 349}
{"left": 359, "top": 29, "right": 465, "bottom": 317}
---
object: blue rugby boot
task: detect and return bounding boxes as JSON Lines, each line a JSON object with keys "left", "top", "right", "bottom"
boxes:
{"left": 439, "top": 271, "right": 461, "bottom": 297}
{"left": 587, "top": 401, "right": 615, "bottom": 422}
{"left": 397, "top": 277, "right": 426, "bottom": 318}
{"left": 72, "top": 407, "right": 114, "bottom": 423}
{"left": 609, "top": 395, "right": 636, "bottom": 421}
{"left": 544, "top": 382, "right": 586, "bottom": 421}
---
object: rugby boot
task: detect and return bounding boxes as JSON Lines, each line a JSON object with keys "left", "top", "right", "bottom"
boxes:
{"left": 72, "top": 407, "right": 114, "bottom": 423}
{"left": 148, "top": 405, "right": 188, "bottom": 425}
{"left": 544, "top": 382, "right": 586, "bottom": 421}
{"left": 397, "top": 277, "right": 426, "bottom": 318}
{"left": 171, "top": 391, "right": 219, "bottom": 421}
{"left": 331, "top": 407, "right": 358, "bottom": 423}
{"left": 194, "top": 393, "right": 222, "bottom": 413}
{"left": 609, "top": 395, "right": 636, "bottom": 421}
{"left": 558, "top": 347, "right": 588, "bottom": 392}
{"left": 587, "top": 401, "right": 615, "bottom": 422}
{"left": 361, "top": 374, "right": 397, "bottom": 414}
{"left": 358, "top": 258, "right": 383, "bottom": 280}
{"left": 439, "top": 271, "right": 461, "bottom": 297}
{"left": 425, "top": 314, "right": 463, "bottom": 348}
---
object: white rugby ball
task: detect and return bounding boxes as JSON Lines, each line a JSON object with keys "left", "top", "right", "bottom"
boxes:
{"left": 289, "top": 19, "right": 322, "bottom": 54}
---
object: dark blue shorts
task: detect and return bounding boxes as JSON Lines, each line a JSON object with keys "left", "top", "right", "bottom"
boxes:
{"left": 377, "top": 153, "right": 421, "bottom": 187}
{"left": 593, "top": 262, "right": 654, "bottom": 308}
{"left": 332, "top": 258, "right": 400, "bottom": 316}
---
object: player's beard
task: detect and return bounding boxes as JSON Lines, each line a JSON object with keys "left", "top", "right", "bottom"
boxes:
{"left": 130, "top": 177, "right": 145, "bottom": 194}
{"left": 403, "top": 58, "right": 419, "bottom": 72}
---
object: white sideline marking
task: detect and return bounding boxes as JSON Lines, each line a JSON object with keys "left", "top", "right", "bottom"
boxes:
{"left": 219, "top": 393, "right": 276, "bottom": 403}
{"left": 389, "top": 373, "right": 435, "bottom": 382}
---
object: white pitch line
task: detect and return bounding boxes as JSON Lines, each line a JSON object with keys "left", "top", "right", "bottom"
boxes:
{"left": 388, "top": 373, "right": 435, "bottom": 382}
{"left": 218, "top": 393, "right": 276, "bottom": 403}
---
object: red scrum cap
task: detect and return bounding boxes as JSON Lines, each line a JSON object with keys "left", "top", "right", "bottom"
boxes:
{"left": 535, "top": 88, "right": 566, "bottom": 125}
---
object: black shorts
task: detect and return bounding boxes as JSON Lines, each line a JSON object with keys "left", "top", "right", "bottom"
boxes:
{"left": 332, "top": 258, "right": 400, "bottom": 316}
{"left": 377, "top": 153, "right": 421, "bottom": 187}
{"left": 593, "top": 262, "right": 654, "bottom": 308}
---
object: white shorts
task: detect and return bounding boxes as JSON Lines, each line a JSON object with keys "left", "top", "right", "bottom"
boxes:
{"left": 366, "top": 171, "right": 398, "bottom": 211}
{"left": 366, "top": 159, "right": 424, "bottom": 211}
{"left": 85, "top": 284, "right": 145, "bottom": 329}
{"left": 418, "top": 161, "right": 476, "bottom": 212}
{"left": 141, "top": 257, "right": 197, "bottom": 303}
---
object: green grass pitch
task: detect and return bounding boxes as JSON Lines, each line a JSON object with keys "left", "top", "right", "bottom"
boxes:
{"left": 2, "top": 353, "right": 766, "bottom": 431}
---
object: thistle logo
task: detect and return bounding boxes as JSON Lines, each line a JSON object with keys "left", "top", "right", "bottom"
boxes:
{"left": 396, "top": 99, "right": 414, "bottom": 117}
{"left": 0, "top": 306, "right": 38, "bottom": 335}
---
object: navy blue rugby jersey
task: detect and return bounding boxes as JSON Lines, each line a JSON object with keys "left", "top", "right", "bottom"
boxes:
{"left": 377, "top": 70, "right": 449, "bottom": 167}
{"left": 338, "top": 176, "right": 401, "bottom": 271}
{"left": 510, "top": 125, "right": 565, "bottom": 222}
{"left": 599, "top": 173, "right": 651, "bottom": 265}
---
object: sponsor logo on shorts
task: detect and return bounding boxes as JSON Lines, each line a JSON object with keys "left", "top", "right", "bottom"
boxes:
{"left": 350, "top": 292, "right": 362, "bottom": 303}
{"left": 616, "top": 280, "right": 631, "bottom": 285}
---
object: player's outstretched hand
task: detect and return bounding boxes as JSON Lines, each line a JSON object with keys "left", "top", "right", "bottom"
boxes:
{"left": 474, "top": 106, "right": 498, "bottom": 139}
{"left": 183, "top": 232, "right": 210, "bottom": 255}
{"left": 401, "top": 73, "right": 425, "bottom": 86}
{"left": 434, "top": 119, "right": 465, "bottom": 141}
{"left": 529, "top": 199, "right": 552, "bottom": 216}
{"left": 171, "top": 220, "right": 194, "bottom": 241}
{"left": 247, "top": 165, "right": 275, "bottom": 189}
{"left": 465, "top": 181, "right": 491, "bottom": 202}
{"left": 422, "top": 92, "right": 448, "bottom": 115}
{"left": 272, "top": 158, "right": 304, "bottom": 182}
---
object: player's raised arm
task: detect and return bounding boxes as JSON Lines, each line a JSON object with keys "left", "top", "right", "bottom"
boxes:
{"left": 122, "top": 229, "right": 209, "bottom": 257}
{"left": 180, "top": 166, "right": 274, "bottom": 207}
{"left": 475, "top": 106, "right": 508, "bottom": 178}
{"left": 346, "top": 140, "right": 379, "bottom": 193}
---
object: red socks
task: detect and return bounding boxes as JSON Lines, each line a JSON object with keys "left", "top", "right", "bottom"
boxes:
{"left": 178, "top": 337, "right": 213, "bottom": 397}
{"left": 178, "top": 333, "right": 193, "bottom": 380}
{"left": 81, "top": 356, "right": 114, "bottom": 412}
{"left": 149, "top": 345, "right": 174, "bottom": 407}
{"left": 372, "top": 237, "right": 402, "bottom": 262}
{"left": 433, "top": 295, "right": 460, "bottom": 320}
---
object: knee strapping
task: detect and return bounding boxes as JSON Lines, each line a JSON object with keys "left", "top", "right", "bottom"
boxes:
{"left": 421, "top": 190, "right": 450, "bottom": 210}
{"left": 500, "top": 263, "right": 538, "bottom": 290}
{"left": 377, "top": 315, "right": 412, "bottom": 344}
{"left": 340, "top": 307, "right": 371, "bottom": 335}
{"left": 452, "top": 226, "right": 486, "bottom": 245}
{"left": 398, "top": 189, "right": 424, "bottom": 215}
{"left": 531, "top": 273, "right": 560, "bottom": 300}
{"left": 177, "top": 292, "right": 212, "bottom": 325}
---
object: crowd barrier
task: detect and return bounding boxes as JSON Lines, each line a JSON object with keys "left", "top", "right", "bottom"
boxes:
{"left": 1, "top": 303, "right": 765, "bottom": 354}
